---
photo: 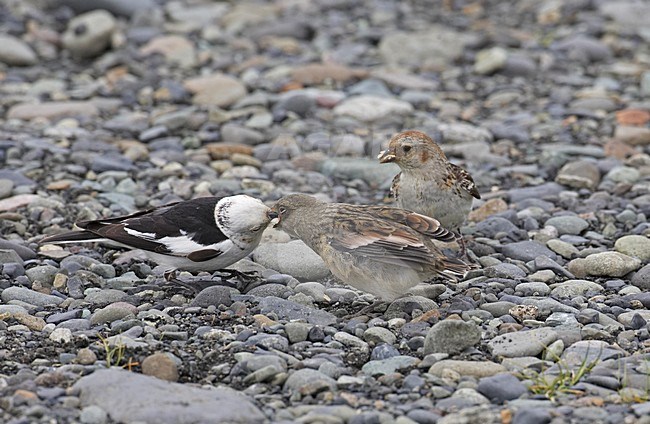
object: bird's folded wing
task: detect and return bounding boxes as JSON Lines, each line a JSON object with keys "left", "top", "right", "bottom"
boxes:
{"left": 329, "top": 218, "right": 439, "bottom": 268}
{"left": 187, "top": 249, "right": 223, "bottom": 262}
{"left": 389, "top": 172, "right": 401, "bottom": 200}
{"left": 451, "top": 164, "right": 481, "bottom": 199}
{"left": 77, "top": 197, "right": 228, "bottom": 255}
{"left": 365, "top": 207, "right": 456, "bottom": 243}
{"left": 79, "top": 222, "right": 174, "bottom": 254}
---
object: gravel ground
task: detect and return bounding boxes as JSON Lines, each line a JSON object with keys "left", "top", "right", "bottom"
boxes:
{"left": 1, "top": 0, "right": 650, "bottom": 423}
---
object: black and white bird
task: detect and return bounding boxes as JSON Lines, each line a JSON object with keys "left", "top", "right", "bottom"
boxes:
{"left": 41, "top": 195, "right": 274, "bottom": 289}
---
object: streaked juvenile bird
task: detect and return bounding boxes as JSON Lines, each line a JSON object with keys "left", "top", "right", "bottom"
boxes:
{"left": 41, "top": 195, "right": 273, "bottom": 285}
{"left": 268, "top": 194, "right": 470, "bottom": 301}
{"left": 378, "top": 130, "right": 481, "bottom": 231}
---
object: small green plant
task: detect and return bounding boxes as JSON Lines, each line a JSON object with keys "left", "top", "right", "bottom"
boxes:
{"left": 526, "top": 356, "right": 598, "bottom": 400}
{"left": 97, "top": 334, "right": 138, "bottom": 370}
{"left": 520, "top": 345, "right": 600, "bottom": 401}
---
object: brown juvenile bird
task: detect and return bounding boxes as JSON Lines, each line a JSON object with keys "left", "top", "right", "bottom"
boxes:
{"left": 377, "top": 130, "right": 481, "bottom": 231}
{"left": 268, "top": 194, "right": 470, "bottom": 301}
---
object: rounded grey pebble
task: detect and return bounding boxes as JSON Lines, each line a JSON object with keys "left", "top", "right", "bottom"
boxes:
{"left": 247, "top": 283, "right": 291, "bottom": 298}
{"left": 190, "top": 286, "right": 233, "bottom": 307}
{"left": 80, "top": 405, "right": 108, "bottom": 424}
{"left": 476, "top": 373, "right": 527, "bottom": 403}
{"left": 424, "top": 320, "right": 481, "bottom": 355}
{"left": 370, "top": 343, "right": 400, "bottom": 360}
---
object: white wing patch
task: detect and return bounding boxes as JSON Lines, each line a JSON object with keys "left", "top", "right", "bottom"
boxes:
{"left": 124, "top": 226, "right": 233, "bottom": 256}
{"left": 124, "top": 227, "right": 157, "bottom": 239}
{"left": 159, "top": 236, "right": 232, "bottom": 256}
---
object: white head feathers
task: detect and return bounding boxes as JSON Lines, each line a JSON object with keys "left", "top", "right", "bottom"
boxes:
{"left": 215, "top": 195, "right": 271, "bottom": 248}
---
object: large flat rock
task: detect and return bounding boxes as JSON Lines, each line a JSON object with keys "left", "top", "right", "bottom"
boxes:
{"left": 74, "top": 369, "right": 265, "bottom": 424}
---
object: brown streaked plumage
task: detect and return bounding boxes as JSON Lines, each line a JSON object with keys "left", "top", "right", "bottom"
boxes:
{"left": 268, "top": 194, "right": 470, "bottom": 301}
{"left": 378, "top": 130, "right": 480, "bottom": 231}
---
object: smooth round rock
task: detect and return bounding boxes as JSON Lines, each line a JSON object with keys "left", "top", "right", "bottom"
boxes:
{"left": 424, "top": 319, "right": 481, "bottom": 355}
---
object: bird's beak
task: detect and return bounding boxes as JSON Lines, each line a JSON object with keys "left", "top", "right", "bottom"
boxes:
{"left": 377, "top": 148, "right": 396, "bottom": 163}
{"left": 267, "top": 209, "right": 280, "bottom": 227}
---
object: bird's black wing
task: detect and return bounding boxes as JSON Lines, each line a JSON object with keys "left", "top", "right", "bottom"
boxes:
{"left": 77, "top": 197, "right": 228, "bottom": 254}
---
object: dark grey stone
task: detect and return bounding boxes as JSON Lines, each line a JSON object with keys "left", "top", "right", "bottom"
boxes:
{"left": 0, "top": 239, "right": 36, "bottom": 260}
{"left": 500, "top": 241, "right": 558, "bottom": 262}
{"left": 258, "top": 297, "right": 337, "bottom": 326}
{"left": 508, "top": 182, "right": 564, "bottom": 203}
{"left": 632, "top": 264, "right": 650, "bottom": 290}
{"left": 512, "top": 408, "right": 552, "bottom": 424}
{"left": 477, "top": 373, "right": 527, "bottom": 403}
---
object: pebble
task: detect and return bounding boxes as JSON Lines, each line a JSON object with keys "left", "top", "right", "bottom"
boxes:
{"left": 361, "top": 356, "right": 419, "bottom": 376}
{"left": 429, "top": 360, "right": 507, "bottom": 378}
{"left": 385, "top": 296, "right": 437, "bottom": 319}
{"left": 581, "top": 252, "right": 641, "bottom": 277}
{"left": 488, "top": 328, "right": 558, "bottom": 357}
{"left": 512, "top": 408, "right": 552, "bottom": 424}
{"left": 7, "top": 102, "right": 99, "bottom": 120}
{"left": 500, "top": 241, "right": 559, "bottom": 262}
{"left": 189, "top": 286, "right": 233, "bottom": 308}
{"left": 333, "top": 95, "right": 414, "bottom": 122}
{"left": 474, "top": 47, "right": 508, "bottom": 75}
{"left": 285, "top": 322, "right": 311, "bottom": 343}
{"left": 283, "top": 369, "right": 336, "bottom": 394}
{"left": 424, "top": 319, "right": 481, "bottom": 355}
{"left": 1, "top": 286, "right": 64, "bottom": 306}
{"left": 544, "top": 215, "right": 589, "bottom": 235}
{"left": 614, "top": 235, "right": 650, "bottom": 261}
{"left": 74, "top": 369, "right": 264, "bottom": 422}
{"left": 549, "top": 280, "right": 603, "bottom": 298}
{"left": 258, "top": 297, "right": 337, "bottom": 326}
{"left": 140, "top": 35, "right": 197, "bottom": 68}
{"left": 0, "top": 34, "right": 37, "bottom": 66}
{"left": 379, "top": 26, "right": 473, "bottom": 68}
{"left": 141, "top": 352, "right": 179, "bottom": 382}
{"left": 62, "top": 10, "right": 117, "bottom": 58}
{"left": 631, "top": 264, "right": 650, "bottom": 289}
{"left": 253, "top": 241, "right": 330, "bottom": 281}
{"left": 79, "top": 405, "right": 108, "bottom": 424}
{"left": 49, "top": 328, "right": 73, "bottom": 344}
{"left": 90, "top": 303, "right": 136, "bottom": 325}
{"left": 294, "top": 282, "right": 326, "bottom": 302}
{"left": 477, "top": 373, "right": 527, "bottom": 403}
{"left": 183, "top": 74, "right": 247, "bottom": 107}
{"left": 555, "top": 160, "right": 601, "bottom": 189}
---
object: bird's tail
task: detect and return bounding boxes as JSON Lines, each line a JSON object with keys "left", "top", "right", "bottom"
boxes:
{"left": 439, "top": 256, "right": 471, "bottom": 280}
{"left": 40, "top": 231, "right": 103, "bottom": 244}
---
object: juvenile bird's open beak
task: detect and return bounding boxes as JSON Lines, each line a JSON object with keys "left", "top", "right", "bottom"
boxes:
{"left": 377, "top": 149, "right": 396, "bottom": 163}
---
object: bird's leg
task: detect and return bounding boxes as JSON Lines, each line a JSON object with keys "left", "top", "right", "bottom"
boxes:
{"left": 161, "top": 268, "right": 235, "bottom": 294}
{"left": 215, "top": 268, "right": 260, "bottom": 281}
{"left": 213, "top": 269, "right": 264, "bottom": 294}
{"left": 343, "top": 301, "right": 388, "bottom": 319}
{"left": 163, "top": 269, "right": 178, "bottom": 282}
{"left": 162, "top": 269, "right": 203, "bottom": 293}
{"left": 456, "top": 233, "right": 467, "bottom": 258}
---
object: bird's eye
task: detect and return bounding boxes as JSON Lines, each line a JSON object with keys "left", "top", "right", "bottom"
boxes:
{"left": 402, "top": 145, "right": 412, "bottom": 153}
{"left": 279, "top": 206, "right": 287, "bottom": 215}
{"left": 251, "top": 225, "right": 262, "bottom": 232}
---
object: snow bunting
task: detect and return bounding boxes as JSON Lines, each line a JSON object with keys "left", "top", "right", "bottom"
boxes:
{"left": 268, "top": 194, "right": 470, "bottom": 301}
{"left": 41, "top": 195, "right": 273, "bottom": 282}
{"left": 378, "top": 130, "right": 481, "bottom": 231}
